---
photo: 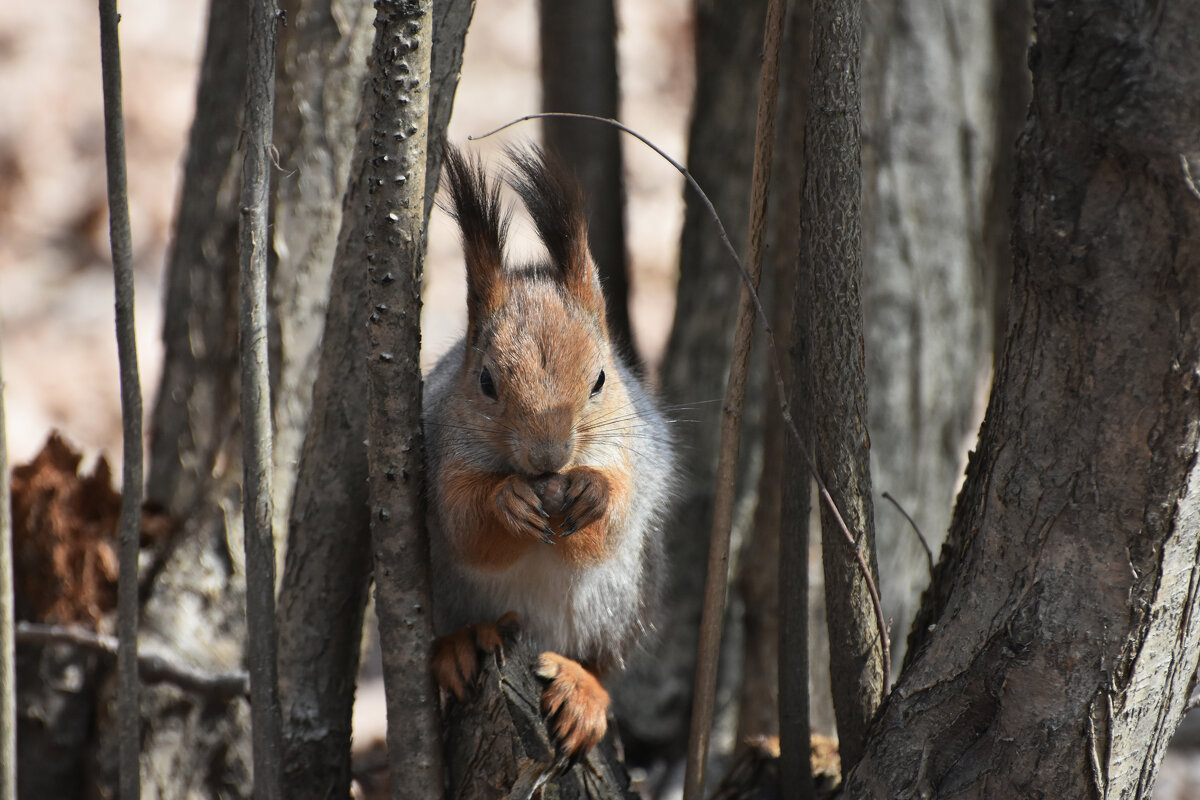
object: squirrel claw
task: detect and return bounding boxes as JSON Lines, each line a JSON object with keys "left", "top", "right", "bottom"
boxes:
{"left": 540, "top": 528, "right": 557, "bottom": 545}
{"left": 433, "top": 616, "right": 519, "bottom": 702}
{"left": 536, "top": 652, "right": 609, "bottom": 759}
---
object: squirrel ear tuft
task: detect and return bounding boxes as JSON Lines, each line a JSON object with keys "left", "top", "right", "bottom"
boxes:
{"left": 442, "top": 144, "right": 510, "bottom": 337}
{"left": 505, "top": 145, "right": 605, "bottom": 319}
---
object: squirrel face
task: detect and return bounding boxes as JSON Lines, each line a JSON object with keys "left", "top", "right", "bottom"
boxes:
{"left": 443, "top": 144, "right": 624, "bottom": 478}
{"left": 467, "top": 281, "right": 613, "bottom": 476}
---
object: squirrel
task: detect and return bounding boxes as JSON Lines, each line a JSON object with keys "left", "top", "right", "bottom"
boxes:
{"left": 425, "top": 143, "right": 677, "bottom": 758}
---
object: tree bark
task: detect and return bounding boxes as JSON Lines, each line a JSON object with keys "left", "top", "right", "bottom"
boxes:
{"left": 737, "top": 0, "right": 812, "bottom": 753}
{"left": 984, "top": 0, "right": 1031, "bottom": 367}
{"left": 97, "top": 0, "right": 145, "bottom": 794}
{"left": 848, "top": 4, "right": 1200, "bottom": 796}
{"left": 0, "top": 339, "right": 13, "bottom": 800}
{"left": 361, "top": 2, "right": 443, "bottom": 797}
{"left": 443, "top": 633, "right": 637, "bottom": 800}
{"left": 798, "top": 0, "right": 883, "bottom": 773}
{"left": 614, "top": 0, "right": 768, "bottom": 758}
{"left": 133, "top": 0, "right": 256, "bottom": 794}
{"left": 858, "top": 0, "right": 1002, "bottom": 673}
{"left": 238, "top": 0, "right": 284, "bottom": 794}
{"left": 275, "top": 1, "right": 473, "bottom": 796}
{"left": 269, "top": 0, "right": 375, "bottom": 547}
{"left": 537, "top": 0, "right": 634, "bottom": 360}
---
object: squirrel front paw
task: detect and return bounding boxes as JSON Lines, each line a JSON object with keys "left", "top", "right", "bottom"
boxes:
{"left": 559, "top": 466, "right": 610, "bottom": 536}
{"left": 493, "top": 475, "right": 557, "bottom": 544}
{"left": 535, "top": 652, "right": 610, "bottom": 759}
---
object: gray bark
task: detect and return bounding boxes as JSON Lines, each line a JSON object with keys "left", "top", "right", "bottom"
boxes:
{"left": 684, "top": 0, "right": 785, "bottom": 790}
{"left": 97, "top": 0, "right": 145, "bottom": 794}
{"left": 134, "top": 0, "right": 256, "bottom": 793}
{"left": 859, "top": 0, "right": 1002, "bottom": 673}
{"left": 798, "top": 0, "right": 883, "bottom": 772}
{"left": 275, "top": 1, "right": 473, "bottom": 796}
{"left": 361, "top": 2, "right": 443, "bottom": 797}
{"left": 269, "top": 0, "right": 375, "bottom": 548}
{"left": 614, "top": 0, "right": 768, "bottom": 757}
{"left": 848, "top": 4, "right": 1200, "bottom": 796}
{"left": 238, "top": 0, "right": 284, "bottom": 794}
{"left": 537, "top": 0, "right": 633, "bottom": 360}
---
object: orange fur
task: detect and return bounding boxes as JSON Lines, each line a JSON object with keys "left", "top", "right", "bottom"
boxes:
{"left": 535, "top": 652, "right": 611, "bottom": 757}
{"left": 441, "top": 469, "right": 541, "bottom": 571}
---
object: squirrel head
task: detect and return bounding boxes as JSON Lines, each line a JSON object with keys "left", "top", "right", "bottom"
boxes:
{"left": 442, "top": 144, "right": 621, "bottom": 477}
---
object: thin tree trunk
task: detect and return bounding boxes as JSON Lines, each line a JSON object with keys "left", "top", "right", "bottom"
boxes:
{"left": 97, "top": 0, "right": 144, "bottom": 795}
{"left": 238, "top": 0, "right": 283, "bottom": 795}
{"left": 684, "top": 0, "right": 786, "bottom": 795}
{"left": 736, "top": 0, "right": 811, "bottom": 751}
{"left": 0, "top": 340, "right": 14, "bottom": 800}
{"left": 848, "top": 4, "right": 1200, "bottom": 795}
{"left": 798, "top": 0, "right": 883, "bottom": 773}
{"left": 275, "top": 2, "right": 473, "bottom": 796}
{"left": 614, "top": 0, "right": 768, "bottom": 757}
{"left": 537, "top": 0, "right": 633, "bottom": 360}
{"left": 268, "top": 0, "right": 375, "bottom": 548}
{"left": 362, "top": 2, "right": 443, "bottom": 797}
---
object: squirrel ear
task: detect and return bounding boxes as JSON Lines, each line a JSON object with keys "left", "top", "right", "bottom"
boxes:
{"left": 505, "top": 145, "right": 606, "bottom": 320}
{"left": 442, "top": 144, "right": 510, "bottom": 337}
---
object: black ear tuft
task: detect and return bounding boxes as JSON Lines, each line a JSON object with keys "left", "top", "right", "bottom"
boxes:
{"left": 442, "top": 144, "right": 511, "bottom": 330}
{"left": 504, "top": 145, "right": 604, "bottom": 315}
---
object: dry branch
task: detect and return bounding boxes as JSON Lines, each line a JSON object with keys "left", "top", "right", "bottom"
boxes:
{"left": 16, "top": 622, "right": 250, "bottom": 702}
{"left": 97, "top": 1, "right": 144, "bottom": 796}
{"left": 682, "top": 0, "right": 786, "bottom": 796}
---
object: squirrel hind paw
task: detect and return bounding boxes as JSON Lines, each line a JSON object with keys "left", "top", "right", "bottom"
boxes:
{"left": 433, "top": 615, "right": 521, "bottom": 701}
{"left": 536, "top": 652, "right": 610, "bottom": 759}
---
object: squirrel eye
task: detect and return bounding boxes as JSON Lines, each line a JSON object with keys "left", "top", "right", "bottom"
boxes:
{"left": 590, "top": 369, "right": 605, "bottom": 398}
{"left": 479, "top": 367, "right": 498, "bottom": 400}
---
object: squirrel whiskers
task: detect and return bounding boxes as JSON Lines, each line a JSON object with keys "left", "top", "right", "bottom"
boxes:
{"left": 425, "top": 144, "right": 677, "bottom": 757}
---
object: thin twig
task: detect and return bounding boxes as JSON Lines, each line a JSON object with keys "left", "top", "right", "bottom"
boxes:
{"left": 882, "top": 491, "right": 934, "bottom": 578}
{"left": 97, "top": 1, "right": 143, "bottom": 797}
{"left": 238, "top": 0, "right": 283, "bottom": 795}
{"left": 0, "top": 337, "right": 14, "bottom": 800}
{"left": 683, "top": 0, "right": 786, "bottom": 796}
{"left": 16, "top": 622, "right": 249, "bottom": 702}
{"left": 470, "top": 114, "right": 893, "bottom": 690}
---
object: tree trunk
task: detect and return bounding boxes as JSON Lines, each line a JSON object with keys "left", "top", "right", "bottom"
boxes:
{"left": 0, "top": 344, "right": 11, "bottom": 800}
{"left": 848, "top": 4, "right": 1200, "bottom": 796}
{"left": 859, "top": 0, "right": 1003, "bottom": 673}
{"left": 443, "top": 633, "right": 637, "bottom": 800}
{"left": 613, "top": 0, "right": 768, "bottom": 759}
{"left": 737, "top": 0, "right": 811, "bottom": 752}
{"left": 133, "top": 0, "right": 256, "bottom": 793}
{"left": 361, "top": 2, "right": 444, "bottom": 797}
{"left": 269, "top": 0, "right": 375, "bottom": 547}
{"left": 798, "top": 0, "right": 883, "bottom": 774}
{"left": 537, "top": 0, "right": 634, "bottom": 360}
{"left": 276, "top": 1, "right": 474, "bottom": 796}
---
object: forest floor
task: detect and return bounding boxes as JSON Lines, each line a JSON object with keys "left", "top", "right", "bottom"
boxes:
{"left": 3, "top": 0, "right": 1200, "bottom": 797}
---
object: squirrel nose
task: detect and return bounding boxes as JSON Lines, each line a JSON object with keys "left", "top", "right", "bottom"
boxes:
{"left": 525, "top": 440, "right": 572, "bottom": 475}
